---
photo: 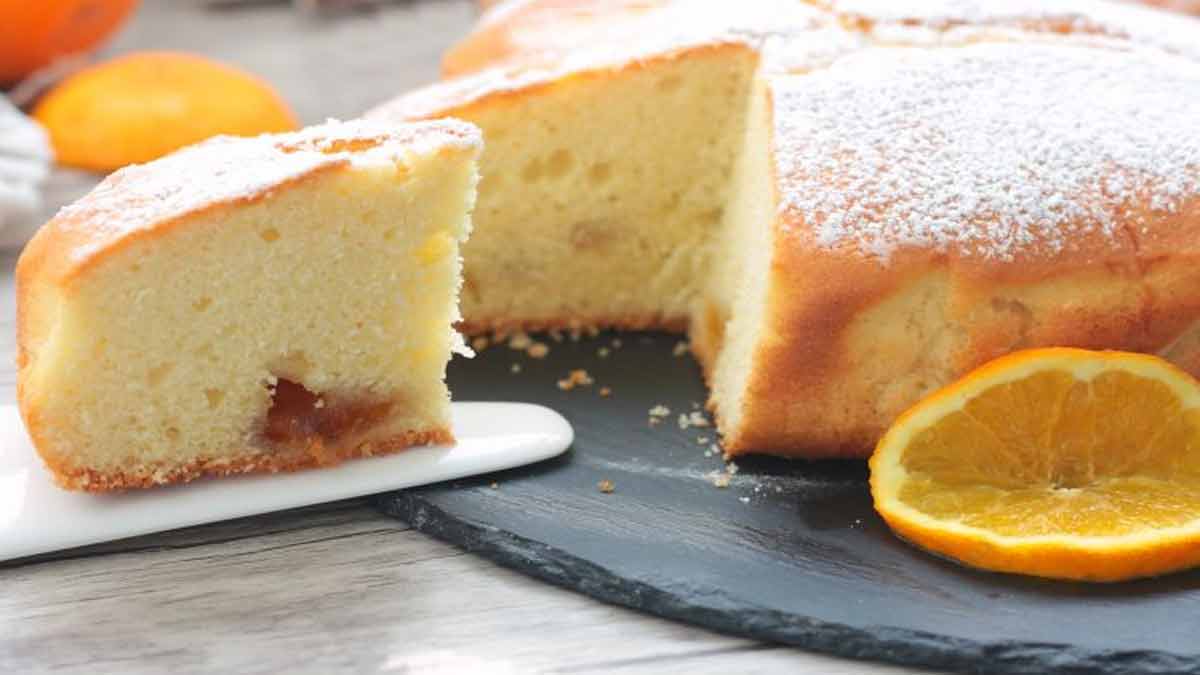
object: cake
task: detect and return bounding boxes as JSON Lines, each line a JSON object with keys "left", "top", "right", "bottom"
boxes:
{"left": 369, "top": 0, "right": 1200, "bottom": 461}
{"left": 704, "top": 44, "right": 1200, "bottom": 455}
{"left": 16, "top": 119, "right": 481, "bottom": 491}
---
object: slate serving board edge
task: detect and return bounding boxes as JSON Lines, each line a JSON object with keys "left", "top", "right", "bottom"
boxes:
{"left": 373, "top": 492, "right": 1196, "bottom": 675}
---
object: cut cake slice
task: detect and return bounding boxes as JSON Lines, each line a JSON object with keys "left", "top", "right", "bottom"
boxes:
{"left": 16, "top": 119, "right": 481, "bottom": 490}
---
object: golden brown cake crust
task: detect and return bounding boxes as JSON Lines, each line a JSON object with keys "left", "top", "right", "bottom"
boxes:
{"left": 722, "top": 239, "right": 1200, "bottom": 458}
{"left": 44, "top": 428, "right": 454, "bottom": 493}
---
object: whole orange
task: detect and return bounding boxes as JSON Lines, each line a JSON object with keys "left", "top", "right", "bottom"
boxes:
{"left": 33, "top": 51, "right": 299, "bottom": 172}
{"left": 0, "top": 0, "right": 140, "bottom": 85}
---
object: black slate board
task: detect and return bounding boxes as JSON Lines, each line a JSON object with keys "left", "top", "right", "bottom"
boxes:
{"left": 372, "top": 333, "right": 1200, "bottom": 675}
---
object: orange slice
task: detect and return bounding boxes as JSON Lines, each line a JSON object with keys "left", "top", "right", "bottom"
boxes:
{"left": 869, "top": 348, "right": 1200, "bottom": 582}
{"left": 33, "top": 51, "right": 298, "bottom": 172}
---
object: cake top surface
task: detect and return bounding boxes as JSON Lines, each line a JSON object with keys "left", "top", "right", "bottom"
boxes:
{"left": 832, "top": 0, "right": 1143, "bottom": 26}
{"left": 26, "top": 118, "right": 481, "bottom": 284}
{"left": 385, "top": 0, "right": 1198, "bottom": 122}
{"left": 376, "top": 0, "right": 830, "bottom": 121}
{"left": 771, "top": 43, "right": 1200, "bottom": 263}
{"left": 827, "top": 0, "right": 1200, "bottom": 61}
{"left": 445, "top": 0, "right": 826, "bottom": 76}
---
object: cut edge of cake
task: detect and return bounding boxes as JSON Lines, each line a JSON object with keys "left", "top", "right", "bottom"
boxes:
{"left": 370, "top": 41, "right": 762, "bottom": 335}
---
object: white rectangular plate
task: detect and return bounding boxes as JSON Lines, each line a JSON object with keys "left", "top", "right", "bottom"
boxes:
{"left": 0, "top": 402, "right": 572, "bottom": 561}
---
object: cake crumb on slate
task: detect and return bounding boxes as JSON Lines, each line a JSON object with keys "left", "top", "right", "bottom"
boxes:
{"left": 527, "top": 342, "right": 550, "bottom": 358}
{"left": 649, "top": 404, "right": 671, "bottom": 424}
{"left": 507, "top": 332, "right": 532, "bottom": 350}
{"left": 679, "top": 411, "right": 711, "bottom": 429}
{"left": 599, "top": 386, "right": 612, "bottom": 397}
{"left": 557, "top": 369, "right": 594, "bottom": 390}
{"left": 708, "top": 471, "right": 732, "bottom": 488}
{"left": 471, "top": 336, "right": 490, "bottom": 352}
{"left": 510, "top": 363, "right": 522, "bottom": 374}
{"left": 673, "top": 341, "right": 691, "bottom": 357}
{"left": 597, "top": 347, "right": 611, "bottom": 358}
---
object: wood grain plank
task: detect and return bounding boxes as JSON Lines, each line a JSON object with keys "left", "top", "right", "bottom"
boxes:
{"left": 2, "top": 504, "right": 869, "bottom": 674}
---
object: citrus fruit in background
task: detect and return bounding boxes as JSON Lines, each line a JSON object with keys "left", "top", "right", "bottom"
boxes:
{"left": 0, "top": 0, "right": 140, "bottom": 85}
{"left": 870, "top": 348, "right": 1200, "bottom": 582}
{"left": 33, "top": 51, "right": 299, "bottom": 173}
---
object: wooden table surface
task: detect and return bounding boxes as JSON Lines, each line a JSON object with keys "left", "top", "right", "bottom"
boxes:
{"left": 3, "top": 2, "right": 923, "bottom": 673}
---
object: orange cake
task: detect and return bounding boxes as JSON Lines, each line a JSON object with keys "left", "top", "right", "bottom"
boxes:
{"left": 370, "top": 0, "right": 1200, "bottom": 461}
{"left": 16, "top": 119, "right": 481, "bottom": 491}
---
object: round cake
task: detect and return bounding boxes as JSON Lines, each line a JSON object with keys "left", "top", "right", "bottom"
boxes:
{"left": 370, "top": 0, "right": 1200, "bottom": 460}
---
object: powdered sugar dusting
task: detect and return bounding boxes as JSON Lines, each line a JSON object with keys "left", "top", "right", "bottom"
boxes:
{"left": 828, "top": 0, "right": 1200, "bottom": 61}
{"left": 380, "top": 0, "right": 1199, "bottom": 124}
{"left": 53, "top": 119, "right": 480, "bottom": 265}
{"left": 830, "top": 0, "right": 1113, "bottom": 28}
{"left": 773, "top": 44, "right": 1200, "bottom": 262}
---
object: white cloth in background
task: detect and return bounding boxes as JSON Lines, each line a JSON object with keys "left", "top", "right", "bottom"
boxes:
{"left": 0, "top": 95, "right": 53, "bottom": 249}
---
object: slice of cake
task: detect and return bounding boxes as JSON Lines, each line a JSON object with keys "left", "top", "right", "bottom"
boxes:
{"left": 16, "top": 119, "right": 481, "bottom": 491}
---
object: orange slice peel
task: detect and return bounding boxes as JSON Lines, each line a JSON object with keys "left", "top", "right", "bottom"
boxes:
{"left": 870, "top": 347, "right": 1200, "bottom": 582}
